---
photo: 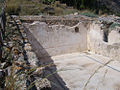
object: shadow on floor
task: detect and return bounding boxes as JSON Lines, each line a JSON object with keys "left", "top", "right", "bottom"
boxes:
{"left": 24, "top": 25, "right": 69, "bottom": 90}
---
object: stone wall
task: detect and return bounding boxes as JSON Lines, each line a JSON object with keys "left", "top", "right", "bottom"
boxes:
{"left": 108, "top": 27, "right": 120, "bottom": 44}
{"left": 24, "top": 21, "right": 88, "bottom": 57}
{"left": 88, "top": 22, "right": 120, "bottom": 61}
{"left": 23, "top": 15, "right": 120, "bottom": 61}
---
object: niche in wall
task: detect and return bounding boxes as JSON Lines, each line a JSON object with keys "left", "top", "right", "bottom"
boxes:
{"left": 103, "top": 30, "right": 109, "bottom": 42}
{"left": 75, "top": 27, "right": 79, "bottom": 33}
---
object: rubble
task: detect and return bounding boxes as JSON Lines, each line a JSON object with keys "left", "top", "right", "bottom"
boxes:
{"left": 0, "top": 15, "right": 51, "bottom": 89}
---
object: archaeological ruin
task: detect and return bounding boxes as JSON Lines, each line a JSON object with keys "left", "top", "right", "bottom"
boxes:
{"left": 18, "top": 15, "right": 120, "bottom": 89}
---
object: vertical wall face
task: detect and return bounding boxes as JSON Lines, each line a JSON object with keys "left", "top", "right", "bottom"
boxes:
{"left": 108, "top": 28, "right": 120, "bottom": 44}
{"left": 28, "top": 21, "right": 87, "bottom": 57}
{"left": 88, "top": 22, "right": 120, "bottom": 61}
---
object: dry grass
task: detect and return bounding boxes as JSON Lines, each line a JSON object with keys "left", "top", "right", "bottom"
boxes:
{"left": 5, "top": 0, "right": 79, "bottom": 16}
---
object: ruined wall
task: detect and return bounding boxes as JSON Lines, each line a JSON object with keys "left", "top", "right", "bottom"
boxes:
{"left": 88, "top": 22, "right": 120, "bottom": 61}
{"left": 108, "top": 27, "right": 120, "bottom": 44}
{"left": 23, "top": 15, "right": 120, "bottom": 61}
{"left": 25, "top": 21, "right": 87, "bottom": 57}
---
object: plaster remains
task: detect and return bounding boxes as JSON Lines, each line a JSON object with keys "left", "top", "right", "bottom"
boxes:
{"left": 23, "top": 15, "right": 120, "bottom": 90}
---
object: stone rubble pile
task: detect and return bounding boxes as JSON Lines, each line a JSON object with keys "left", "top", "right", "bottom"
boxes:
{"left": 0, "top": 16, "right": 51, "bottom": 90}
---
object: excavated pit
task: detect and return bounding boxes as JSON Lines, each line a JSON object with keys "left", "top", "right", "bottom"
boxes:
{"left": 23, "top": 16, "right": 120, "bottom": 90}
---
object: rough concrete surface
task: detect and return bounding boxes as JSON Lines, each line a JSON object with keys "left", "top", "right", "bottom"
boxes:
{"left": 50, "top": 52, "right": 120, "bottom": 90}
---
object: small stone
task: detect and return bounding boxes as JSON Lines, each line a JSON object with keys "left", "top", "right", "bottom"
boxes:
{"left": 74, "top": 12, "right": 78, "bottom": 15}
{"left": 0, "top": 62, "right": 6, "bottom": 68}
{"left": 27, "top": 52, "right": 39, "bottom": 66}
{"left": 8, "top": 42, "right": 13, "bottom": 47}
{"left": 14, "top": 61, "right": 25, "bottom": 66}
{"left": 34, "top": 67, "right": 44, "bottom": 75}
{"left": 16, "top": 66, "right": 23, "bottom": 70}
{"left": 3, "top": 43, "right": 7, "bottom": 46}
{"left": 16, "top": 20, "right": 21, "bottom": 25}
{"left": 35, "top": 78, "right": 51, "bottom": 90}
{"left": 20, "top": 29, "right": 24, "bottom": 33}
{"left": 13, "top": 48, "right": 20, "bottom": 55}
{"left": 24, "top": 39, "right": 28, "bottom": 43}
{"left": 12, "top": 37, "right": 18, "bottom": 41}
{"left": 5, "top": 48, "right": 11, "bottom": 52}
{"left": 15, "top": 74, "right": 26, "bottom": 89}
{"left": 17, "top": 55, "right": 26, "bottom": 63}
{"left": 0, "top": 69, "right": 3, "bottom": 76}
{"left": 22, "top": 33, "right": 27, "bottom": 37}
{"left": 24, "top": 43, "right": 32, "bottom": 51}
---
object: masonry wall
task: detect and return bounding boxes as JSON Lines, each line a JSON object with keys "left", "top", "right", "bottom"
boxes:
{"left": 26, "top": 21, "right": 88, "bottom": 57}
{"left": 108, "top": 27, "right": 120, "bottom": 44}
{"left": 88, "top": 22, "right": 120, "bottom": 61}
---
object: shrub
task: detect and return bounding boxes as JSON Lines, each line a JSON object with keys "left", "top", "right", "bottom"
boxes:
{"left": 80, "top": 12, "right": 98, "bottom": 18}
{"left": 116, "top": 13, "right": 120, "bottom": 17}
{"left": 109, "top": 23, "right": 120, "bottom": 29}
{"left": 54, "top": 7, "right": 63, "bottom": 15}
{"left": 6, "top": 4, "right": 21, "bottom": 15}
{"left": 42, "top": 0, "right": 56, "bottom": 4}
{"left": 6, "top": 0, "right": 21, "bottom": 15}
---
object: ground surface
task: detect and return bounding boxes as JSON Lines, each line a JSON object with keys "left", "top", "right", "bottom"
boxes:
{"left": 46, "top": 52, "right": 120, "bottom": 90}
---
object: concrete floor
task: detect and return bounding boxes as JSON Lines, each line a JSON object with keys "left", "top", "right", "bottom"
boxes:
{"left": 48, "top": 52, "right": 120, "bottom": 90}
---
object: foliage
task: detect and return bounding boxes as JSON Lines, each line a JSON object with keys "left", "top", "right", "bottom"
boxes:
{"left": 116, "top": 13, "right": 120, "bottom": 17}
{"left": 5, "top": 0, "right": 112, "bottom": 15}
{"left": 109, "top": 23, "right": 120, "bottom": 29}
{"left": 6, "top": 0, "right": 42, "bottom": 15}
{"left": 60, "top": 0, "right": 96, "bottom": 9}
{"left": 80, "top": 12, "right": 98, "bottom": 18}
{"left": 6, "top": 4, "right": 21, "bottom": 15}
{"left": 42, "top": 0, "right": 56, "bottom": 4}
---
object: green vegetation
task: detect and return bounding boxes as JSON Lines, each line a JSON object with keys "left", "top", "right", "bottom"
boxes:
{"left": 0, "top": 0, "right": 3, "bottom": 12}
{"left": 109, "top": 23, "right": 120, "bottom": 29}
{"left": 80, "top": 12, "right": 98, "bottom": 18}
{"left": 60, "top": 0, "right": 111, "bottom": 14}
{"left": 42, "top": 0, "right": 56, "bottom": 4}
{"left": 5, "top": 0, "right": 78, "bottom": 15}
{"left": 5, "top": 0, "right": 113, "bottom": 16}
{"left": 6, "top": 0, "right": 40, "bottom": 15}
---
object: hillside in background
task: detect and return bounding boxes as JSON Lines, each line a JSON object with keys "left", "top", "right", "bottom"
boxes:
{"left": 5, "top": 0, "right": 78, "bottom": 16}
{"left": 60, "top": 0, "right": 120, "bottom": 14}
{"left": 3, "top": 0, "right": 120, "bottom": 16}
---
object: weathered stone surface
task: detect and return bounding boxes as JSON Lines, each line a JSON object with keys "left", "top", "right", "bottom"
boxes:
{"left": 34, "top": 67, "right": 44, "bottom": 75}
{"left": 24, "top": 43, "right": 32, "bottom": 51}
{"left": 0, "top": 62, "right": 12, "bottom": 69}
{"left": 35, "top": 78, "right": 51, "bottom": 90}
{"left": 108, "top": 27, "right": 120, "bottom": 44}
{"left": 88, "top": 21, "right": 120, "bottom": 61}
{"left": 25, "top": 21, "right": 87, "bottom": 57}
{"left": 26, "top": 51, "right": 39, "bottom": 66}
